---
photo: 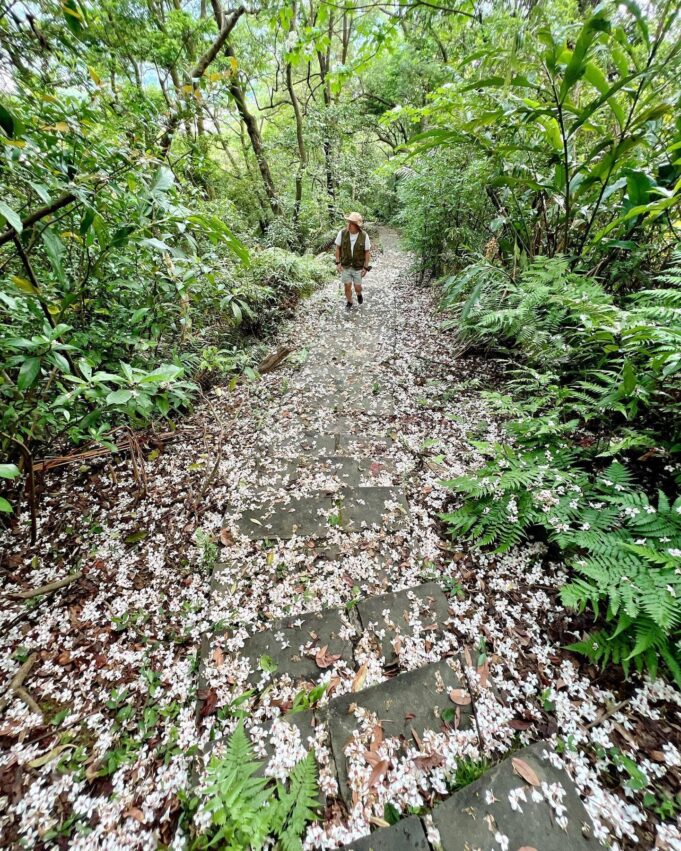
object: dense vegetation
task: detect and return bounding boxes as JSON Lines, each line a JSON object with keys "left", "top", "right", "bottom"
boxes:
{"left": 397, "top": 3, "right": 681, "bottom": 685}
{"left": 1, "top": 0, "right": 681, "bottom": 844}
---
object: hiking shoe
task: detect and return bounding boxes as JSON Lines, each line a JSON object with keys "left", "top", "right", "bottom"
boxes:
{"left": 357, "top": 293, "right": 364, "bottom": 305}
{"left": 346, "top": 301, "right": 353, "bottom": 310}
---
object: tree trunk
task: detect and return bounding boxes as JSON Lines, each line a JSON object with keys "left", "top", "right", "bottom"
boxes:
{"left": 317, "top": 11, "right": 336, "bottom": 218}
{"left": 225, "top": 43, "right": 281, "bottom": 216}
{"left": 285, "top": 1, "right": 307, "bottom": 230}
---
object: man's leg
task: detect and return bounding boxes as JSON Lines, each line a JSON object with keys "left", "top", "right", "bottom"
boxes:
{"left": 342, "top": 269, "right": 353, "bottom": 307}
{"left": 354, "top": 270, "right": 363, "bottom": 304}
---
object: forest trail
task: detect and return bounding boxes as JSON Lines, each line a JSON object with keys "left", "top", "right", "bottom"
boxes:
{"left": 2, "top": 229, "right": 673, "bottom": 850}
{"left": 195, "top": 228, "right": 602, "bottom": 849}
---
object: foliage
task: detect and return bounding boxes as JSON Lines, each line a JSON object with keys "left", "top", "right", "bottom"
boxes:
{"left": 395, "top": 2, "right": 681, "bottom": 274}
{"left": 192, "top": 722, "right": 320, "bottom": 851}
{"left": 441, "top": 249, "right": 681, "bottom": 683}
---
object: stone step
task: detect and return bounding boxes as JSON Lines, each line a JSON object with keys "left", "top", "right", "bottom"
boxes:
{"left": 224, "top": 485, "right": 409, "bottom": 540}
{"left": 201, "top": 582, "right": 452, "bottom": 703}
{"left": 245, "top": 454, "right": 399, "bottom": 491}
{"left": 265, "top": 424, "right": 395, "bottom": 458}
{"left": 328, "top": 657, "right": 474, "bottom": 809}
{"left": 340, "top": 742, "right": 599, "bottom": 851}
{"left": 197, "top": 583, "right": 472, "bottom": 808}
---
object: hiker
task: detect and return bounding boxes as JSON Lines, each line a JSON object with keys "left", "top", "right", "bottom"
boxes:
{"left": 335, "top": 212, "right": 371, "bottom": 310}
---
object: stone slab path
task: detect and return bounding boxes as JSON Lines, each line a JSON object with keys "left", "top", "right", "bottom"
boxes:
{"left": 194, "top": 229, "right": 603, "bottom": 849}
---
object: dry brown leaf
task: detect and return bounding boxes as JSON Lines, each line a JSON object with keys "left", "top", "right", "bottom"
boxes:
{"left": 315, "top": 644, "right": 341, "bottom": 669}
{"left": 518, "top": 847, "right": 538, "bottom": 851}
{"left": 414, "top": 752, "right": 444, "bottom": 770}
{"left": 463, "top": 645, "right": 473, "bottom": 668}
{"left": 512, "top": 757, "right": 540, "bottom": 786}
{"left": 411, "top": 726, "right": 424, "bottom": 751}
{"left": 212, "top": 647, "right": 224, "bottom": 668}
{"left": 367, "top": 758, "right": 390, "bottom": 788}
{"left": 124, "top": 807, "right": 145, "bottom": 824}
{"left": 364, "top": 750, "right": 382, "bottom": 768}
{"left": 370, "top": 723, "right": 383, "bottom": 752}
{"left": 449, "top": 688, "right": 471, "bottom": 706}
{"left": 352, "top": 662, "right": 368, "bottom": 692}
{"left": 198, "top": 688, "right": 218, "bottom": 717}
{"left": 477, "top": 658, "right": 490, "bottom": 688}
{"left": 219, "top": 528, "right": 234, "bottom": 546}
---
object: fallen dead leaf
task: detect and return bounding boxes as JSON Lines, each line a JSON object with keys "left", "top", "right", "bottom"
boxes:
{"left": 219, "top": 528, "right": 234, "bottom": 546}
{"left": 512, "top": 757, "right": 540, "bottom": 786}
{"left": 367, "top": 758, "right": 390, "bottom": 788}
{"left": 364, "top": 750, "right": 382, "bottom": 768}
{"left": 124, "top": 807, "right": 145, "bottom": 824}
{"left": 315, "top": 645, "right": 341, "bottom": 669}
{"left": 352, "top": 662, "right": 368, "bottom": 692}
{"left": 449, "top": 688, "right": 471, "bottom": 706}
{"left": 212, "top": 647, "right": 224, "bottom": 667}
{"left": 414, "top": 752, "right": 444, "bottom": 770}
{"left": 198, "top": 688, "right": 218, "bottom": 717}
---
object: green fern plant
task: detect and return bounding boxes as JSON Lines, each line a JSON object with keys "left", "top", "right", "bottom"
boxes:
{"left": 195, "top": 723, "right": 320, "bottom": 850}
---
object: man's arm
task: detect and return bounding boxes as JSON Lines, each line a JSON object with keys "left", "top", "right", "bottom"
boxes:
{"left": 362, "top": 250, "right": 371, "bottom": 276}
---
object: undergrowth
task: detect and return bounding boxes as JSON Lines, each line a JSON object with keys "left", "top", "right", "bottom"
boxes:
{"left": 188, "top": 722, "right": 320, "bottom": 851}
{"left": 441, "top": 250, "right": 681, "bottom": 685}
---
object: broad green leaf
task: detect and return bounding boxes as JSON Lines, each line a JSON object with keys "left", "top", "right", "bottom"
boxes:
{"left": 187, "top": 214, "right": 250, "bottom": 267}
{"left": 0, "top": 497, "right": 13, "bottom": 513}
{"left": 109, "top": 225, "right": 135, "bottom": 248}
{"left": 152, "top": 167, "right": 175, "bottom": 193}
{"left": 559, "top": 9, "right": 611, "bottom": 102}
{"left": 0, "top": 200, "right": 22, "bottom": 233}
{"left": 625, "top": 171, "right": 654, "bottom": 208}
{"left": 139, "top": 364, "right": 182, "bottom": 383}
{"left": 61, "top": 0, "right": 85, "bottom": 36}
{"left": 17, "top": 357, "right": 41, "bottom": 390}
{"left": 10, "top": 275, "right": 39, "bottom": 295}
{"left": 106, "top": 389, "right": 133, "bottom": 405}
{"left": 538, "top": 116, "right": 563, "bottom": 151}
{"left": 0, "top": 463, "right": 21, "bottom": 479}
{"left": 79, "top": 207, "right": 96, "bottom": 235}
{"left": 459, "top": 76, "right": 505, "bottom": 93}
{"left": 0, "top": 103, "right": 20, "bottom": 138}
{"left": 42, "top": 228, "right": 66, "bottom": 284}
{"left": 583, "top": 62, "right": 625, "bottom": 128}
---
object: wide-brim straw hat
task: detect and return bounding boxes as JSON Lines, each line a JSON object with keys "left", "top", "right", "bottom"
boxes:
{"left": 344, "top": 211, "right": 364, "bottom": 226}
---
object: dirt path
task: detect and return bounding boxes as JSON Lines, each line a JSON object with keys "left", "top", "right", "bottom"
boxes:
{"left": 1, "top": 229, "right": 679, "bottom": 849}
